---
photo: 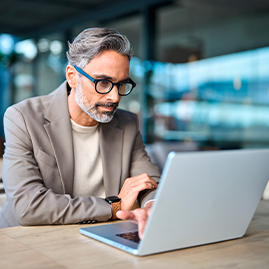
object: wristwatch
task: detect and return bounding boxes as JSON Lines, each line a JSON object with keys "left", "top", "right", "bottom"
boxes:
{"left": 105, "top": 196, "right": 121, "bottom": 220}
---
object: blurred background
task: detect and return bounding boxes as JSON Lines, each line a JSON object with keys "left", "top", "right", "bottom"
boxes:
{"left": 1, "top": 0, "right": 269, "bottom": 176}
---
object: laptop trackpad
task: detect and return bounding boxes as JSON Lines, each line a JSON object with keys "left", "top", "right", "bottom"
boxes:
{"left": 80, "top": 221, "right": 140, "bottom": 252}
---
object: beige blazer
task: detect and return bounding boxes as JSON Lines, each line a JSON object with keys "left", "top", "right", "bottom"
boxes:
{"left": 0, "top": 82, "right": 160, "bottom": 228}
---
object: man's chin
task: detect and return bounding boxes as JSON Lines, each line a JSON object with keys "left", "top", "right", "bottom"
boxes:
{"left": 98, "top": 115, "right": 114, "bottom": 123}
{"left": 95, "top": 110, "right": 116, "bottom": 123}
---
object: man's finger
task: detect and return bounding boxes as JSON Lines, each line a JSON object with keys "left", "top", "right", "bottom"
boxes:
{"left": 132, "top": 182, "right": 157, "bottom": 193}
{"left": 135, "top": 176, "right": 158, "bottom": 188}
{"left": 135, "top": 209, "right": 148, "bottom": 239}
{"left": 117, "top": 208, "right": 151, "bottom": 239}
{"left": 127, "top": 174, "right": 158, "bottom": 188}
{"left": 116, "top": 210, "right": 137, "bottom": 222}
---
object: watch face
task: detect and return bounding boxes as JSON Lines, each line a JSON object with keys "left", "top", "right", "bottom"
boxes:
{"left": 105, "top": 196, "right": 121, "bottom": 204}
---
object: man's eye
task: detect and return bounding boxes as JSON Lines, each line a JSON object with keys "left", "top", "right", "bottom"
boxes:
{"left": 99, "top": 80, "right": 110, "bottom": 86}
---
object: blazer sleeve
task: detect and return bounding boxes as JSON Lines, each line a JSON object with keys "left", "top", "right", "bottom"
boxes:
{"left": 128, "top": 114, "right": 161, "bottom": 207}
{"left": 3, "top": 106, "right": 112, "bottom": 226}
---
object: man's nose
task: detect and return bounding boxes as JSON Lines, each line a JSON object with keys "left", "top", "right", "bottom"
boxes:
{"left": 107, "top": 85, "right": 120, "bottom": 102}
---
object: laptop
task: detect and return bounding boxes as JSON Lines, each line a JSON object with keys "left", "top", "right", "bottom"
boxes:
{"left": 80, "top": 148, "right": 269, "bottom": 256}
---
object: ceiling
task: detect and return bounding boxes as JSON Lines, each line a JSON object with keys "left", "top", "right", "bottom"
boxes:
{"left": 0, "top": 0, "right": 173, "bottom": 38}
{"left": 1, "top": 0, "right": 269, "bottom": 40}
{"left": 1, "top": 0, "right": 269, "bottom": 64}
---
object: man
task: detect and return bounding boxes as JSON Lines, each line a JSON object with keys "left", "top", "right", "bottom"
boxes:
{"left": 0, "top": 28, "right": 160, "bottom": 238}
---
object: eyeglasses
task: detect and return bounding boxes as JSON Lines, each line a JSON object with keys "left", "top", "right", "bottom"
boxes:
{"left": 74, "top": 65, "right": 136, "bottom": 96}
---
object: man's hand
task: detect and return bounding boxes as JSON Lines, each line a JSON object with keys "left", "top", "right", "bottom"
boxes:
{"left": 118, "top": 173, "right": 157, "bottom": 211}
{"left": 116, "top": 201, "right": 153, "bottom": 239}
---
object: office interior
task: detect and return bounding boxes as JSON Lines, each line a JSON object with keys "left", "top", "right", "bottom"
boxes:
{"left": 1, "top": 0, "right": 269, "bottom": 208}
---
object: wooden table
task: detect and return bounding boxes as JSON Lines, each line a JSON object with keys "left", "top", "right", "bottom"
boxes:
{"left": 1, "top": 200, "right": 269, "bottom": 269}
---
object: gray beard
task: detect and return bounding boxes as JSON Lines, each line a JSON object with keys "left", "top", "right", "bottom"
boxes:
{"left": 75, "top": 78, "right": 118, "bottom": 123}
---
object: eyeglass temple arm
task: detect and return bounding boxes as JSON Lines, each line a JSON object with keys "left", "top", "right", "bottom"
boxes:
{"left": 73, "top": 65, "right": 95, "bottom": 83}
{"left": 74, "top": 65, "right": 136, "bottom": 89}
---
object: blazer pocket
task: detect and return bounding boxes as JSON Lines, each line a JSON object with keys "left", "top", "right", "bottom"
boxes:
{"left": 36, "top": 148, "right": 57, "bottom": 168}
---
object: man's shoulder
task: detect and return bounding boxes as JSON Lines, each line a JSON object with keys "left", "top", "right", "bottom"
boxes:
{"left": 12, "top": 93, "right": 52, "bottom": 111}
{"left": 5, "top": 82, "right": 66, "bottom": 117}
{"left": 5, "top": 94, "right": 52, "bottom": 120}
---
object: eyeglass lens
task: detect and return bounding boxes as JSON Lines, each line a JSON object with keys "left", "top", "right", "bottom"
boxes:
{"left": 96, "top": 80, "right": 133, "bottom": 95}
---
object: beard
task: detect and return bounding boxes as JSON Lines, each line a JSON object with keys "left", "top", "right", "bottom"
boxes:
{"left": 75, "top": 78, "right": 119, "bottom": 123}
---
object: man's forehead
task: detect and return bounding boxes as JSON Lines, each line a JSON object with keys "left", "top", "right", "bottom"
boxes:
{"left": 84, "top": 51, "right": 130, "bottom": 77}
{"left": 88, "top": 50, "right": 129, "bottom": 61}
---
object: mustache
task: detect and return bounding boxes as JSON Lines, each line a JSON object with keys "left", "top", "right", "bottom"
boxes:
{"left": 95, "top": 102, "right": 119, "bottom": 109}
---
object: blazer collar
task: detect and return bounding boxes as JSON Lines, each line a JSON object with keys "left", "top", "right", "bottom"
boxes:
{"left": 44, "top": 81, "right": 74, "bottom": 195}
{"left": 45, "top": 81, "right": 71, "bottom": 122}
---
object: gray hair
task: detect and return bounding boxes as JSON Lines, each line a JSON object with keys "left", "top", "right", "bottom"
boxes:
{"left": 66, "top": 27, "right": 133, "bottom": 69}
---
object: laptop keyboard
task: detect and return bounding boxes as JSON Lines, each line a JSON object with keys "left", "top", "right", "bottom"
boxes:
{"left": 116, "top": 231, "right": 140, "bottom": 243}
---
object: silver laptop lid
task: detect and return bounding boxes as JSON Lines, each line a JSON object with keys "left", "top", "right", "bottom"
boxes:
{"left": 138, "top": 149, "right": 269, "bottom": 255}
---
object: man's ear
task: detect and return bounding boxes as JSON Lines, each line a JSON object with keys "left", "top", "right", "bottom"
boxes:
{"left": 66, "top": 65, "right": 77, "bottom": 89}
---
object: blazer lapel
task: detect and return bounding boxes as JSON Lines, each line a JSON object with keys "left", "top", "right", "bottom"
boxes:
{"left": 100, "top": 118, "right": 123, "bottom": 196}
{"left": 44, "top": 82, "right": 74, "bottom": 196}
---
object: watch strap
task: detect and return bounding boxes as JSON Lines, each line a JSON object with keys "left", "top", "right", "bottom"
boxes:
{"left": 111, "top": 201, "right": 121, "bottom": 220}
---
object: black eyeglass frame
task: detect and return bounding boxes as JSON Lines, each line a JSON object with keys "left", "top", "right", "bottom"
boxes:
{"left": 73, "top": 65, "right": 136, "bottom": 96}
